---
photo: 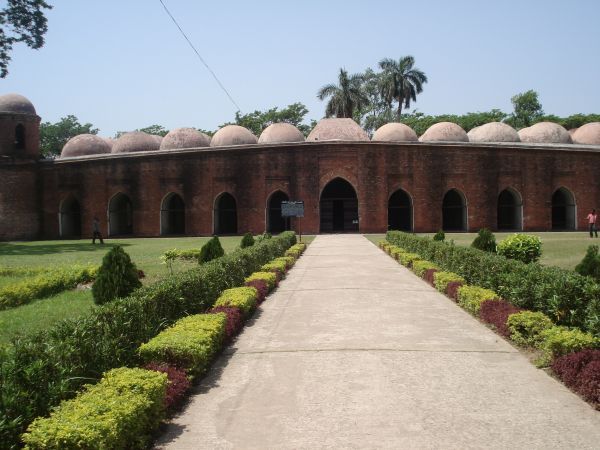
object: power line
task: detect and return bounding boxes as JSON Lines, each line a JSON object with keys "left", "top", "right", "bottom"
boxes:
{"left": 158, "top": 0, "right": 241, "bottom": 112}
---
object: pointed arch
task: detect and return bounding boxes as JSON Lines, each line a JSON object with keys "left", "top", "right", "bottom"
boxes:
{"left": 160, "top": 192, "right": 185, "bottom": 235}
{"left": 320, "top": 177, "right": 358, "bottom": 232}
{"left": 497, "top": 188, "right": 523, "bottom": 230}
{"left": 388, "top": 189, "right": 413, "bottom": 231}
{"left": 108, "top": 192, "right": 133, "bottom": 236}
{"left": 214, "top": 192, "right": 237, "bottom": 235}
{"left": 442, "top": 189, "right": 467, "bottom": 231}
{"left": 15, "top": 124, "right": 25, "bottom": 150}
{"left": 267, "top": 190, "right": 290, "bottom": 233}
{"left": 59, "top": 195, "right": 81, "bottom": 238}
{"left": 552, "top": 187, "right": 576, "bottom": 230}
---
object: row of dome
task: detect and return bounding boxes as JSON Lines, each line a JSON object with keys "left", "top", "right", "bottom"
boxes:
{"left": 60, "top": 119, "right": 600, "bottom": 157}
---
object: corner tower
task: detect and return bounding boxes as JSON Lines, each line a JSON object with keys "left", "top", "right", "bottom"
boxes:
{"left": 0, "top": 93, "right": 41, "bottom": 159}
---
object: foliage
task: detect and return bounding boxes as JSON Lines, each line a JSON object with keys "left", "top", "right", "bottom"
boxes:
{"left": 143, "top": 363, "right": 190, "bottom": 411}
{"left": 240, "top": 232, "right": 255, "bottom": 249}
{"left": 0, "top": 0, "right": 52, "bottom": 78}
{"left": 213, "top": 287, "right": 258, "bottom": 317}
{"left": 273, "top": 256, "right": 295, "bottom": 271}
{"left": 433, "top": 230, "right": 445, "bottom": 241}
{"left": 137, "top": 124, "right": 168, "bottom": 137}
{"left": 221, "top": 103, "right": 314, "bottom": 137}
{"left": 573, "top": 360, "right": 600, "bottom": 405}
{"left": 506, "top": 89, "right": 544, "bottom": 129}
{"left": 496, "top": 233, "right": 542, "bottom": 264}
{"left": 411, "top": 260, "right": 439, "bottom": 278}
{"left": 284, "top": 242, "right": 305, "bottom": 259}
{"left": 244, "top": 279, "right": 269, "bottom": 304}
{"left": 39, "top": 115, "right": 99, "bottom": 157}
{"left": 397, "top": 251, "right": 421, "bottom": 267}
{"left": 161, "top": 248, "right": 202, "bottom": 273}
{"left": 433, "top": 271, "right": 465, "bottom": 294}
{"left": 199, "top": 236, "right": 225, "bottom": 264}
{"left": 539, "top": 326, "right": 599, "bottom": 365}
{"left": 575, "top": 245, "right": 600, "bottom": 281}
{"left": 261, "top": 260, "right": 288, "bottom": 274}
{"left": 457, "top": 285, "right": 499, "bottom": 315}
{"left": 21, "top": 367, "right": 167, "bottom": 450}
{"left": 551, "top": 349, "right": 600, "bottom": 390}
{"left": 208, "top": 306, "right": 244, "bottom": 344}
{"left": 245, "top": 271, "right": 277, "bottom": 291}
{"left": 92, "top": 246, "right": 142, "bottom": 305}
{"left": 317, "top": 68, "right": 368, "bottom": 119}
{"left": 471, "top": 228, "right": 497, "bottom": 253}
{"left": 356, "top": 67, "right": 396, "bottom": 136}
{"left": 378, "top": 56, "right": 428, "bottom": 117}
{"left": 398, "top": 109, "right": 508, "bottom": 136}
{"left": 479, "top": 299, "right": 523, "bottom": 338}
{"left": 507, "top": 311, "right": 554, "bottom": 347}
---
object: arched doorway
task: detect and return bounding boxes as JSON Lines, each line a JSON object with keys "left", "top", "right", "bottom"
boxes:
{"left": 59, "top": 196, "right": 81, "bottom": 238}
{"left": 160, "top": 193, "right": 185, "bottom": 235}
{"left": 497, "top": 189, "right": 523, "bottom": 230}
{"left": 267, "top": 191, "right": 290, "bottom": 233}
{"left": 214, "top": 192, "right": 237, "bottom": 235}
{"left": 15, "top": 124, "right": 25, "bottom": 150}
{"left": 442, "top": 189, "right": 467, "bottom": 231}
{"left": 552, "top": 187, "right": 576, "bottom": 230}
{"left": 108, "top": 193, "right": 133, "bottom": 236}
{"left": 320, "top": 178, "right": 359, "bottom": 232}
{"left": 388, "top": 189, "right": 412, "bottom": 231}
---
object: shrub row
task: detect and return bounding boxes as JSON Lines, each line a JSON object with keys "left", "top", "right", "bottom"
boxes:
{"left": 0, "top": 265, "right": 98, "bottom": 310}
{"left": 386, "top": 231, "right": 600, "bottom": 336}
{"left": 0, "top": 231, "right": 297, "bottom": 449}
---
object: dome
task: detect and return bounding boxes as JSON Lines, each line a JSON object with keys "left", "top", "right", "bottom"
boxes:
{"left": 258, "top": 123, "right": 305, "bottom": 144}
{"left": 0, "top": 93, "right": 36, "bottom": 115}
{"left": 150, "top": 135, "right": 163, "bottom": 146}
{"left": 160, "top": 127, "right": 211, "bottom": 150}
{"left": 467, "top": 122, "right": 520, "bottom": 142}
{"left": 568, "top": 128, "right": 578, "bottom": 137}
{"left": 372, "top": 123, "right": 418, "bottom": 142}
{"left": 306, "top": 118, "right": 368, "bottom": 141}
{"left": 419, "top": 122, "right": 468, "bottom": 142}
{"left": 102, "top": 137, "right": 115, "bottom": 149}
{"left": 572, "top": 122, "right": 600, "bottom": 145}
{"left": 518, "top": 122, "right": 572, "bottom": 144}
{"left": 111, "top": 131, "right": 161, "bottom": 153}
{"left": 61, "top": 134, "right": 111, "bottom": 158}
{"left": 210, "top": 125, "right": 257, "bottom": 147}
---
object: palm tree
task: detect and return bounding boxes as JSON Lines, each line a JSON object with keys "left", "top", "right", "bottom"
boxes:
{"left": 317, "top": 68, "right": 367, "bottom": 119}
{"left": 378, "top": 56, "right": 428, "bottom": 117}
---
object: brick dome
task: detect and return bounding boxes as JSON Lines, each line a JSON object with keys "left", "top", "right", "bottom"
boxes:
{"left": 372, "top": 123, "right": 418, "bottom": 142}
{"left": 258, "top": 123, "right": 305, "bottom": 144}
{"left": 112, "top": 131, "right": 161, "bottom": 153}
{"left": 419, "top": 122, "right": 468, "bottom": 142}
{"left": 161, "top": 127, "right": 211, "bottom": 150}
{"left": 210, "top": 125, "right": 257, "bottom": 147}
{"left": 150, "top": 135, "right": 163, "bottom": 146}
{"left": 61, "top": 134, "right": 111, "bottom": 158}
{"left": 0, "top": 93, "right": 36, "bottom": 115}
{"left": 572, "top": 122, "right": 600, "bottom": 145}
{"left": 518, "top": 122, "right": 572, "bottom": 144}
{"left": 306, "top": 118, "right": 368, "bottom": 141}
{"left": 467, "top": 122, "right": 520, "bottom": 142}
{"left": 102, "top": 137, "right": 115, "bottom": 149}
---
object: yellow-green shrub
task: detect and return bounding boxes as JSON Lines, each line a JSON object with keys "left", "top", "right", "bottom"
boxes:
{"left": 433, "top": 271, "right": 465, "bottom": 293}
{"left": 412, "top": 260, "right": 440, "bottom": 277}
{"left": 457, "top": 285, "right": 499, "bottom": 315}
{"left": 22, "top": 367, "right": 167, "bottom": 450}
{"left": 389, "top": 246, "right": 405, "bottom": 260}
{"left": 261, "top": 259, "right": 288, "bottom": 274}
{"left": 284, "top": 243, "right": 306, "bottom": 259}
{"left": 245, "top": 271, "right": 277, "bottom": 291}
{"left": 138, "top": 314, "right": 226, "bottom": 375}
{"left": 507, "top": 311, "right": 554, "bottom": 348}
{"left": 397, "top": 252, "right": 421, "bottom": 267}
{"left": 538, "top": 326, "right": 600, "bottom": 366}
{"left": 213, "top": 287, "right": 258, "bottom": 317}
{"left": 274, "top": 256, "right": 295, "bottom": 270}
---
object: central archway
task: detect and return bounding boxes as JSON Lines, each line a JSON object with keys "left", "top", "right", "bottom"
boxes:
{"left": 214, "top": 192, "right": 237, "bottom": 235}
{"left": 108, "top": 193, "right": 133, "bottom": 236}
{"left": 320, "top": 178, "right": 358, "bottom": 233}
{"left": 267, "top": 191, "right": 290, "bottom": 233}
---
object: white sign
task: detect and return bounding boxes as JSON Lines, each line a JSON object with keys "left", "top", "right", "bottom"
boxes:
{"left": 281, "top": 201, "right": 304, "bottom": 218}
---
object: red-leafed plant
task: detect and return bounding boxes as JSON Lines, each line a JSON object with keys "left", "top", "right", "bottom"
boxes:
{"left": 144, "top": 362, "right": 190, "bottom": 410}
{"left": 209, "top": 306, "right": 244, "bottom": 343}
{"left": 577, "top": 360, "right": 600, "bottom": 406}
{"left": 424, "top": 268, "right": 437, "bottom": 286}
{"left": 245, "top": 279, "right": 269, "bottom": 303}
{"left": 445, "top": 281, "right": 463, "bottom": 301}
{"left": 551, "top": 349, "right": 600, "bottom": 388}
{"left": 479, "top": 299, "right": 522, "bottom": 338}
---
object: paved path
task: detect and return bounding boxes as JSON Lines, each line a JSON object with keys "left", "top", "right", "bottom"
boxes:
{"left": 156, "top": 235, "right": 600, "bottom": 449}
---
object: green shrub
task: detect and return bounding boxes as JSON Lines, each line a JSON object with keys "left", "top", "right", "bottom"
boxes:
{"left": 284, "top": 242, "right": 304, "bottom": 259}
{"left": 138, "top": 314, "right": 226, "bottom": 376}
{"left": 411, "top": 260, "right": 440, "bottom": 277}
{"left": 507, "top": 311, "right": 554, "bottom": 347}
{"left": 433, "top": 271, "right": 465, "bottom": 293}
{"left": 261, "top": 260, "right": 288, "bottom": 274}
{"left": 213, "top": 287, "right": 258, "bottom": 317}
{"left": 389, "top": 246, "right": 405, "bottom": 260}
{"left": 199, "top": 236, "right": 225, "bottom": 263}
{"left": 240, "top": 232, "right": 255, "bottom": 249}
{"left": 397, "top": 252, "right": 421, "bottom": 267}
{"left": 538, "top": 326, "right": 600, "bottom": 366}
{"left": 433, "top": 230, "right": 445, "bottom": 241}
{"left": 273, "top": 256, "right": 295, "bottom": 270}
{"left": 21, "top": 368, "right": 167, "bottom": 450}
{"left": 575, "top": 245, "right": 600, "bottom": 281}
{"left": 457, "top": 285, "right": 499, "bottom": 315}
{"left": 497, "top": 234, "right": 542, "bottom": 264}
{"left": 245, "top": 271, "right": 277, "bottom": 291}
{"left": 471, "top": 228, "right": 496, "bottom": 253}
{"left": 92, "top": 246, "right": 141, "bottom": 305}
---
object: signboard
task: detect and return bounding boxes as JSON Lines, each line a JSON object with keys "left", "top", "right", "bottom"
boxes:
{"left": 281, "top": 201, "right": 304, "bottom": 218}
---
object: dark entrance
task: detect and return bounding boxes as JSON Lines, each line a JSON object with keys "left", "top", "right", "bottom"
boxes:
{"left": 267, "top": 191, "right": 290, "bottom": 233}
{"left": 442, "top": 189, "right": 467, "bottom": 231}
{"left": 15, "top": 124, "right": 25, "bottom": 150}
{"left": 161, "top": 193, "right": 185, "bottom": 235}
{"left": 388, "top": 189, "right": 412, "bottom": 231}
{"left": 109, "top": 193, "right": 133, "bottom": 236}
{"left": 320, "top": 178, "right": 358, "bottom": 232}
{"left": 552, "top": 188, "right": 576, "bottom": 230}
{"left": 215, "top": 192, "right": 237, "bottom": 234}
{"left": 497, "top": 189, "right": 522, "bottom": 230}
{"left": 59, "top": 196, "right": 81, "bottom": 238}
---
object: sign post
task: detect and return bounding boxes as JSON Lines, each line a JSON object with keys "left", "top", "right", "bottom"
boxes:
{"left": 281, "top": 201, "right": 304, "bottom": 242}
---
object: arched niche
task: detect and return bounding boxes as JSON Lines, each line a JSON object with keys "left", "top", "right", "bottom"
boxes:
{"left": 108, "top": 193, "right": 133, "bottom": 236}
{"left": 214, "top": 192, "right": 237, "bottom": 235}
{"left": 442, "top": 189, "right": 467, "bottom": 231}
{"left": 497, "top": 188, "right": 523, "bottom": 230}
{"left": 59, "top": 196, "right": 81, "bottom": 238}
{"left": 267, "top": 190, "right": 290, "bottom": 233}
{"left": 552, "top": 187, "right": 576, "bottom": 230}
{"left": 160, "top": 193, "right": 185, "bottom": 235}
{"left": 388, "top": 189, "right": 413, "bottom": 231}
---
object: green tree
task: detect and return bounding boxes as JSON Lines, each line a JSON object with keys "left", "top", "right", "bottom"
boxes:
{"left": 39, "top": 115, "right": 99, "bottom": 157}
{"left": 507, "top": 90, "right": 544, "bottom": 129}
{"left": 138, "top": 124, "right": 169, "bottom": 137}
{"left": 356, "top": 67, "right": 395, "bottom": 136}
{"left": 317, "top": 68, "right": 367, "bottom": 119}
{"left": 378, "top": 56, "right": 428, "bottom": 117}
{"left": 92, "top": 246, "right": 142, "bottom": 305}
{"left": 223, "top": 102, "right": 313, "bottom": 137}
{"left": 0, "top": 0, "right": 52, "bottom": 78}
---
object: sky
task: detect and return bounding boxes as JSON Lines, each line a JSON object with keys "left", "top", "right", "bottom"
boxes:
{"left": 1, "top": 0, "right": 599, "bottom": 137}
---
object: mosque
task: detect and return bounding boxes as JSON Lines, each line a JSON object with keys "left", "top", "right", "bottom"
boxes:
{"left": 1, "top": 92, "right": 600, "bottom": 241}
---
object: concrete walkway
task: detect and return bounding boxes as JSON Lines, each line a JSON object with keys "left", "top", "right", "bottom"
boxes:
{"left": 156, "top": 235, "right": 600, "bottom": 449}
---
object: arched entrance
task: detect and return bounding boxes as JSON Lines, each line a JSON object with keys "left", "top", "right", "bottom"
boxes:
{"left": 214, "top": 192, "right": 237, "bottom": 235}
{"left": 160, "top": 193, "right": 185, "bottom": 235}
{"left": 320, "top": 178, "right": 358, "bottom": 232}
{"left": 15, "top": 124, "right": 25, "bottom": 150}
{"left": 267, "top": 191, "right": 290, "bottom": 233}
{"left": 442, "top": 189, "right": 467, "bottom": 231}
{"left": 552, "top": 187, "right": 576, "bottom": 230}
{"left": 497, "top": 188, "right": 523, "bottom": 230}
{"left": 59, "top": 196, "right": 81, "bottom": 238}
{"left": 388, "top": 189, "right": 412, "bottom": 231}
{"left": 108, "top": 193, "right": 133, "bottom": 236}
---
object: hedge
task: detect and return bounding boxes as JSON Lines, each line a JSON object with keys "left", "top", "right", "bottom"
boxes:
{"left": 21, "top": 368, "right": 167, "bottom": 450}
{"left": 386, "top": 231, "right": 600, "bottom": 336}
{"left": 245, "top": 271, "right": 277, "bottom": 291}
{"left": 507, "top": 311, "right": 554, "bottom": 348}
{"left": 213, "top": 287, "right": 258, "bottom": 317}
{"left": 0, "top": 231, "right": 297, "bottom": 448}
{"left": 412, "top": 260, "right": 440, "bottom": 278}
{"left": 457, "top": 285, "right": 499, "bottom": 315}
{"left": 433, "top": 271, "right": 465, "bottom": 294}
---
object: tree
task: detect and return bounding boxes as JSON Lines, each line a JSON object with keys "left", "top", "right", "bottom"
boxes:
{"left": 220, "top": 102, "right": 313, "bottom": 137}
{"left": 378, "top": 56, "right": 428, "bottom": 117}
{"left": 92, "top": 246, "right": 142, "bottom": 305}
{"left": 138, "top": 124, "right": 169, "bottom": 137}
{"left": 507, "top": 90, "right": 544, "bottom": 129}
{"left": 356, "top": 67, "right": 395, "bottom": 136}
{"left": 0, "top": 0, "right": 52, "bottom": 78}
{"left": 317, "top": 68, "right": 367, "bottom": 119}
{"left": 39, "top": 115, "right": 99, "bottom": 157}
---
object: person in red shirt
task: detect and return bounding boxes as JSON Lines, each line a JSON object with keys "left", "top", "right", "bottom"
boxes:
{"left": 587, "top": 209, "right": 598, "bottom": 238}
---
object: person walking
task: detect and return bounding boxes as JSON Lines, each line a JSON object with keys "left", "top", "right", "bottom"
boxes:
{"left": 587, "top": 209, "right": 598, "bottom": 238}
{"left": 92, "top": 216, "right": 105, "bottom": 244}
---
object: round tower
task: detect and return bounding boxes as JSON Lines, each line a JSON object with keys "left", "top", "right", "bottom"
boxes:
{"left": 0, "top": 93, "right": 41, "bottom": 159}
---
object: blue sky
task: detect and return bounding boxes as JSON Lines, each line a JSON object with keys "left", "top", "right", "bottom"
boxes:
{"left": 1, "top": 0, "right": 599, "bottom": 137}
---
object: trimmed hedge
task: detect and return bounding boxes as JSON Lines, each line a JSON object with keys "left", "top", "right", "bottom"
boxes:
{"left": 457, "top": 285, "right": 499, "bottom": 315}
{"left": 285, "top": 243, "right": 306, "bottom": 259}
{"left": 274, "top": 256, "right": 295, "bottom": 271}
{"left": 208, "top": 306, "right": 245, "bottom": 343}
{"left": 245, "top": 279, "right": 269, "bottom": 303}
{"left": 213, "top": 287, "right": 258, "bottom": 317}
{"left": 245, "top": 271, "right": 277, "bottom": 291}
{"left": 144, "top": 363, "right": 191, "bottom": 411}
{"left": 412, "top": 260, "right": 440, "bottom": 278}
{"left": 497, "top": 233, "right": 542, "bottom": 263}
{"left": 21, "top": 368, "right": 167, "bottom": 450}
{"left": 507, "top": 311, "right": 554, "bottom": 348}
{"left": 539, "top": 326, "right": 599, "bottom": 365}
{"left": 433, "top": 271, "right": 465, "bottom": 294}
{"left": 261, "top": 260, "right": 288, "bottom": 275}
